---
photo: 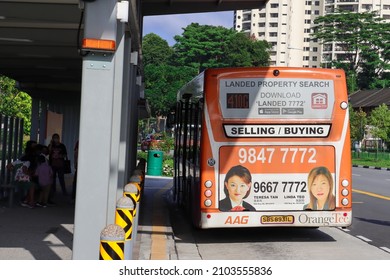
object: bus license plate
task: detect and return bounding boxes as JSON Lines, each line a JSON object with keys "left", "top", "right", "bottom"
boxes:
{"left": 261, "top": 215, "right": 294, "bottom": 224}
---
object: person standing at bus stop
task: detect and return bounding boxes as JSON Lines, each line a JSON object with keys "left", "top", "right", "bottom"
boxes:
{"left": 304, "top": 166, "right": 335, "bottom": 210}
{"left": 48, "top": 133, "right": 68, "bottom": 199}
{"left": 219, "top": 165, "right": 256, "bottom": 211}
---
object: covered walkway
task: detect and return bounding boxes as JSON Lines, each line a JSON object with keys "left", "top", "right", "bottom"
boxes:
{"left": 0, "top": 175, "right": 175, "bottom": 260}
{"left": 0, "top": 0, "right": 267, "bottom": 259}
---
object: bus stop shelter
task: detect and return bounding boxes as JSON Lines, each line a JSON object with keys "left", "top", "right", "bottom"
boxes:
{"left": 0, "top": 0, "right": 267, "bottom": 259}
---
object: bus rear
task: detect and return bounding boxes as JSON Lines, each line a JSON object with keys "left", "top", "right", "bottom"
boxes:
{"left": 197, "top": 67, "right": 351, "bottom": 228}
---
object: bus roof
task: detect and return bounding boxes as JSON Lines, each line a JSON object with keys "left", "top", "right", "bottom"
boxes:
{"left": 177, "top": 72, "right": 204, "bottom": 102}
{"left": 176, "top": 67, "right": 346, "bottom": 102}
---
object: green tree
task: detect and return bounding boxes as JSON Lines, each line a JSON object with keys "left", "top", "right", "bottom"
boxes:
{"left": 173, "top": 23, "right": 235, "bottom": 72}
{"left": 358, "top": 20, "right": 390, "bottom": 89}
{"left": 0, "top": 76, "right": 32, "bottom": 135}
{"left": 312, "top": 10, "right": 390, "bottom": 91}
{"left": 142, "top": 34, "right": 198, "bottom": 131}
{"left": 349, "top": 106, "right": 367, "bottom": 143}
{"left": 144, "top": 64, "right": 197, "bottom": 117}
{"left": 225, "top": 32, "right": 271, "bottom": 67}
{"left": 366, "top": 71, "right": 390, "bottom": 89}
{"left": 368, "top": 104, "right": 390, "bottom": 153}
{"left": 173, "top": 23, "right": 270, "bottom": 72}
{"left": 142, "top": 33, "right": 174, "bottom": 66}
{"left": 143, "top": 26, "right": 270, "bottom": 124}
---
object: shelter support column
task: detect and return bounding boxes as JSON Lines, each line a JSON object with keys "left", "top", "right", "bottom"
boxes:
{"left": 72, "top": 0, "right": 131, "bottom": 259}
{"left": 30, "top": 98, "right": 39, "bottom": 142}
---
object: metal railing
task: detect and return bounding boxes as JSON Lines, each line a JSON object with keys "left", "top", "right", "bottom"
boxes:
{"left": 0, "top": 114, "right": 24, "bottom": 184}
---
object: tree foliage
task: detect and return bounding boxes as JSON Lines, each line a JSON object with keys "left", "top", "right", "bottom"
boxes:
{"left": 349, "top": 106, "right": 367, "bottom": 142}
{"left": 312, "top": 10, "right": 390, "bottom": 90}
{"left": 142, "top": 33, "right": 198, "bottom": 117}
{"left": 0, "top": 76, "right": 32, "bottom": 135}
{"left": 225, "top": 32, "right": 271, "bottom": 67}
{"left": 173, "top": 23, "right": 270, "bottom": 72}
{"left": 369, "top": 104, "right": 390, "bottom": 144}
{"left": 173, "top": 23, "right": 235, "bottom": 71}
{"left": 144, "top": 64, "right": 197, "bottom": 117}
{"left": 143, "top": 24, "right": 271, "bottom": 119}
{"left": 142, "top": 33, "right": 174, "bottom": 66}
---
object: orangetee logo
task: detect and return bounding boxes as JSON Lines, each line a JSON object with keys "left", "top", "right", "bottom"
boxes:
{"left": 311, "top": 93, "right": 328, "bottom": 109}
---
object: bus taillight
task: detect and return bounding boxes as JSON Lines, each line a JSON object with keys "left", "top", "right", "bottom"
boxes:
{"left": 340, "top": 179, "right": 350, "bottom": 206}
{"left": 204, "top": 200, "right": 212, "bottom": 207}
{"left": 341, "top": 179, "right": 350, "bottom": 187}
{"left": 204, "top": 190, "right": 212, "bottom": 197}
{"left": 204, "top": 180, "right": 213, "bottom": 188}
{"left": 341, "top": 198, "right": 349, "bottom": 206}
{"left": 203, "top": 181, "right": 214, "bottom": 207}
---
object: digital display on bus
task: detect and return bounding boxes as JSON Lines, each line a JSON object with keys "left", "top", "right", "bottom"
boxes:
{"left": 226, "top": 93, "right": 249, "bottom": 109}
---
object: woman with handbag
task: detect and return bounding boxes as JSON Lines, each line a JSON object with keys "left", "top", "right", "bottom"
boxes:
{"left": 48, "top": 133, "right": 68, "bottom": 200}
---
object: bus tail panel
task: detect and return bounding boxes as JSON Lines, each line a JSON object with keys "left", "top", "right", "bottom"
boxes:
{"left": 199, "top": 210, "right": 352, "bottom": 229}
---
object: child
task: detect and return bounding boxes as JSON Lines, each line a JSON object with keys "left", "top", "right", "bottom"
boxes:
{"left": 8, "top": 159, "right": 35, "bottom": 208}
{"left": 35, "top": 154, "right": 53, "bottom": 207}
{"left": 7, "top": 140, "right": 38, "bottom": 208}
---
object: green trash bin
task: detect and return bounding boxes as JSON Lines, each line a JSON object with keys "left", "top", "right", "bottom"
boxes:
{"left": 147, "top": 150, "right": 163, "bottom": 176}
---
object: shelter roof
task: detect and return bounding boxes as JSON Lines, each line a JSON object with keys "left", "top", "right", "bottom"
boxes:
{"left": 0, "top": 0, "right": 267, "bottom": 101}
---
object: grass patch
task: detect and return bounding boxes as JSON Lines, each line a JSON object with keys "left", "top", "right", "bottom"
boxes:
{"left": 352, "top": 151, "right": 390, "bottom": 168}
{"left": 352, "top": 158, "right": 390, "bottom": 168}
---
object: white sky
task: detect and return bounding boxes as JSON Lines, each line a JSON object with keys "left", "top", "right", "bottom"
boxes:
{"left": 142, "top": 11, "right": 234, "bottom": 46}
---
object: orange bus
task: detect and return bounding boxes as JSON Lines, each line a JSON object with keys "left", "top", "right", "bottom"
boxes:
{"left": 174, "top": 67, "right": 352, "bottom": 228}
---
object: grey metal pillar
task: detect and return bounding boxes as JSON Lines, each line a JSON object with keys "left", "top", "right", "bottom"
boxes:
{"left": 118, "top": 33, "right": 133, "bottom": 185}
{"left": 72, "top": 0, "right": 126, "bottom": 259}
{"left": 30, "top": 98, "right": 40, "bottom": 142}
{"left": 39, "top": 101, "right": 48, "bottom": 144}
{"left": 111, "top": 21, "right": 130, "bottom": 198}
{"left": 128, "top": 65, "right": 139, "bottom": 173}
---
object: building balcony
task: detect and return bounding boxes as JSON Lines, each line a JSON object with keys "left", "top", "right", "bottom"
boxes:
{"left": 337, "top": 5, "right": 358, "bottom": 12}
{"left": 337, "top": 0, "right": 358, "bottom": 3}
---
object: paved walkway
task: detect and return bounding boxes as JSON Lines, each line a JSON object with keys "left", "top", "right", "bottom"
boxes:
{"left": 1, "top": 171, "right": 389, "bottom": 260}
{"left": 133, "top": 177, "right": 177, "bottom": 260}
{"left": 0, "top": 175, "right": 175, "bottom": 260}
{"left": 0, "top": 174, "right": 75, "bottom": 260}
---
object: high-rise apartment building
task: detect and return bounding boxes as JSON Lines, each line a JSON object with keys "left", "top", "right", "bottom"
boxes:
{"left": 234, "top": 0, "right": 390, "bottom": 67}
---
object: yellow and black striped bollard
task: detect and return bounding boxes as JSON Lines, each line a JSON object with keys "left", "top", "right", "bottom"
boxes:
{"left": 132, "top": 169, "right": 145, "bottom": 187}
{"left": 124, "top": 182, "right": 140, "bottom": 209}
{"left": 129, "top": 175, "right": 143, "bottom": 193}
{"left": 115, "top": 197, "right": 135, "bottom": 240}
{"left": 99, "top": 224, "right": 125, "bottom": 260}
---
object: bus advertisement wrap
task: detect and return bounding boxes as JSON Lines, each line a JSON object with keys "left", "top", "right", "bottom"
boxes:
{"left": 218, "top": 145, "right": 336, "bottom": 211}
{"left": 175, "top": 67, "right": 351, "bottom": 229}
{"left": 220, "top": 78, "right": 335, "bottom": 120}
{"left": 223, "top": 124, "right": 332, "bottom": 138}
